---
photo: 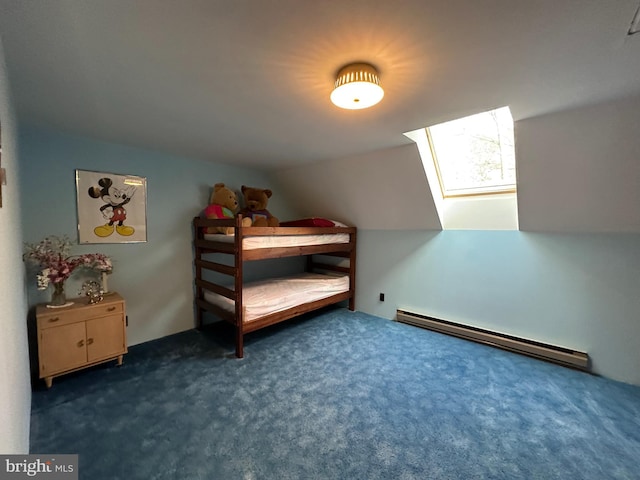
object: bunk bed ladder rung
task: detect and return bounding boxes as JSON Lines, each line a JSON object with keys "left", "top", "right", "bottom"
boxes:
{"left": 195, "top": 279, "right": 236, "bottom": 300}
{"left": 195, "top": 258, "right": 236, "bottom": 276}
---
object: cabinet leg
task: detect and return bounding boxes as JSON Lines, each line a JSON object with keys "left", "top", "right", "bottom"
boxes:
{"left": 44, "top": 377, "right": 53, "bottom": 389}
{"left": 116, "top": 355, "right": 123, "bottom": 366}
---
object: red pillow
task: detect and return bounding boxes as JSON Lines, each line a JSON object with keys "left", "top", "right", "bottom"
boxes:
{"left": 280, "top": 218, "right": 336, "bottom": 227}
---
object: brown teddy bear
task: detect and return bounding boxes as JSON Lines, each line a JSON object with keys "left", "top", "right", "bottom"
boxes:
{"left": 239, "top": 185, "right": 279, "bottom": 227}
{"left": 203, "top": 183, "right": 251, "bottom": 234}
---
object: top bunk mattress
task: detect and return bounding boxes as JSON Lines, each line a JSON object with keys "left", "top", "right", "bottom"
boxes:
{"left": 203, "top": 232, "right": 349, "bottom": 250}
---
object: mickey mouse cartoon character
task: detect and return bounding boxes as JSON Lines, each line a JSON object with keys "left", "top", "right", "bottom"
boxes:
{"left": 88, "top": 177, "right": 136, "bottom": 237}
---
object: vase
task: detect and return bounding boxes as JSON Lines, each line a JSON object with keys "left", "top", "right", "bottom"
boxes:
{"left": 50, "top": 282, "right": 67, "bottom": 306}
{"left": 101, "top": 271, "right": 111, "bottom": 294}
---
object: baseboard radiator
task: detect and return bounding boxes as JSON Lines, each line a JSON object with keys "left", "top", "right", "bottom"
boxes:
{"left": 396, "top": 309, "right": 589, "bottom": 370}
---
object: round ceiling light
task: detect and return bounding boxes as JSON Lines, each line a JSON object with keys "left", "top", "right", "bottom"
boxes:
{"left": 330, "top": 63, "right": 384, "bottom": 110}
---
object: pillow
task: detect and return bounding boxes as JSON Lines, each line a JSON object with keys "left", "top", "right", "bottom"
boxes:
{"left": 280, "top": 217, "right": 336, "bottom": 227}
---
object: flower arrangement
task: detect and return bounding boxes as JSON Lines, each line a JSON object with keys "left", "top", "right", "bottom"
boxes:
{"left": 23, "top": 235, "right": 112, "bottom": 292}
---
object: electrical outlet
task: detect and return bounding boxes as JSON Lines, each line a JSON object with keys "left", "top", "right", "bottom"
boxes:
{"left": 379, "top": 293, "right": 385, "bottom": 302}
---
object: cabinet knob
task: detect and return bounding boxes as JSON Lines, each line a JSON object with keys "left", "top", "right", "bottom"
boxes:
{"left": 107, "top": 306, "right": 116, "bottom": 312}
{"left": 87, "top": 338, "right": 94, "bottom": 345}
{"left": 77, "top": 340, "right": 84, "bottom": 348}
{"left": 49, "top": 317, "right": 60, "bottom": 323}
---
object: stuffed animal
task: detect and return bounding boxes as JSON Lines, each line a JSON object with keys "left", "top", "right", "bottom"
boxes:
{"left": 239, "top": 185, "right": 280, "bottom": 227}
{"left": 203, "top": 183, "right": 250, "bottom": 234}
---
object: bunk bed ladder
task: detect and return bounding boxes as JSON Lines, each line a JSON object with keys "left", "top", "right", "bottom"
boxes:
{"left": 349, "top": 229, "right": 357, "bottom": 311}
{"left": 234, "top": 215, "right": 245, "bottom": 358}
{"left": 194, "top": 218, "right": 205, "bottom": 329}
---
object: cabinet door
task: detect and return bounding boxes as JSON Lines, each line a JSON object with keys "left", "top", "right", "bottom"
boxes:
{"left": 40, "top": 322, "right": 87, "bottom": 376}
{"left": 86, "top": 314, "right": 126, "bottom": 363}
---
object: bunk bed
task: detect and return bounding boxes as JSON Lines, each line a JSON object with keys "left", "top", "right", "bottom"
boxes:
{"left": 192, "top": 216, "right": 357, "bottom": 357}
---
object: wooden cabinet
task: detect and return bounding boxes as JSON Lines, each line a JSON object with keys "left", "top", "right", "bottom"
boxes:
{"left": 36, "top": 293, "right": 127, "bottom": 388}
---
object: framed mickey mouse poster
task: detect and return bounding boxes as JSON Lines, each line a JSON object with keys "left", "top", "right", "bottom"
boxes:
{"left": 76, "top": 169, "right": 147, "bottom": 244}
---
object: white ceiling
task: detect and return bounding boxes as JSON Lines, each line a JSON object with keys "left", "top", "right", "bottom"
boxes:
{"left": 1, "top": 0, "right": 639, "bottom": 170}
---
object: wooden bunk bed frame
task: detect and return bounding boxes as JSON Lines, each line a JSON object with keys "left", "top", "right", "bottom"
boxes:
{"left": 193, "top": 216, "right": 357, "bottom": 357}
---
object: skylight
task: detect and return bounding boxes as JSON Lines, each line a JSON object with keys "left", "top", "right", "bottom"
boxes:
{"left": 427, "top": 106, "right": 516, "bottom": 197}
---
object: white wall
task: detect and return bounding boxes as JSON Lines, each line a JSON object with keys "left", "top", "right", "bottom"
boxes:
{"left": 0, "top": 35, "right": 31, "bottom": 453}
{"left": 517, "top": 94, "right": 640, "bottom": 233}
{"left": 441, "top": 194, "right": 518, "bottom": 230}
{"left": 274, "top": 144, "right": 442, "bottom": 230}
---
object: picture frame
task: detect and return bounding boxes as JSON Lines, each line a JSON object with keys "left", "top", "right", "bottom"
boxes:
{"left": 75, "top": 169, "right": 147, "bottom": 244}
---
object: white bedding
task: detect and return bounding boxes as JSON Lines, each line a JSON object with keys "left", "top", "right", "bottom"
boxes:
{"left": 203, "top": 272, "right": 349, "bottom": 323}
{"left": 203, "top": 232, "right": 349, "bottom": 250}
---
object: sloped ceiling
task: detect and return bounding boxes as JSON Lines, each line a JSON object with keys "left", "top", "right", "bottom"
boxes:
{"left": 0, "top": 0, "right": 639, "bottom": 170}
{"left": 274, "top": 94, "right": 640, "bottom": 232}
{"left": 516, "top": 93, "right": 640, "bottom": 233}
{"left": 274, "top": 144, "right": 442, "bottom": 230}
{"left": 1, "top": 1, "right": 640, "bottom": 233}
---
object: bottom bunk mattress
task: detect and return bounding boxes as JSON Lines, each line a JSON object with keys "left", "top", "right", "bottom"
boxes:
{"left": 203, "top": 272, "right": 350, "bottom": 323}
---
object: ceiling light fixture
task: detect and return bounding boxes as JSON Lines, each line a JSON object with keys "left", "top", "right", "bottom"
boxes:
{"left": 330, "top": 63, "right": 384, "bottom": 110}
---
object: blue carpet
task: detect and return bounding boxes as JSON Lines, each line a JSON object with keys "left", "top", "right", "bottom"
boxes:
{"left": 31, "top": 308, "right": 640, "bottom": 479}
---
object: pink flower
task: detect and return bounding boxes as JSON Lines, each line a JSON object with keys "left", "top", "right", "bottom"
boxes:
{"left": 23, "top": 235, "right": 112, "bottom": 290}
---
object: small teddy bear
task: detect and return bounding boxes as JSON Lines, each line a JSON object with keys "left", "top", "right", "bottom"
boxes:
{"left": 239, "top": 185, "right": 279, "bottom": 227}
{"left": 203, "top": 183, "right": 250, "bottom": 234}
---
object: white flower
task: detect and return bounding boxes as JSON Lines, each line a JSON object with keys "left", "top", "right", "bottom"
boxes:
{"left": 37, "top": 269, "right": 50, "bottom": 290}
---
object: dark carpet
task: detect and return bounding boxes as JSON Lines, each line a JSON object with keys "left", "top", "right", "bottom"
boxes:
{"left": 30, "top": 308, "right": 640, "bottom": 479}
